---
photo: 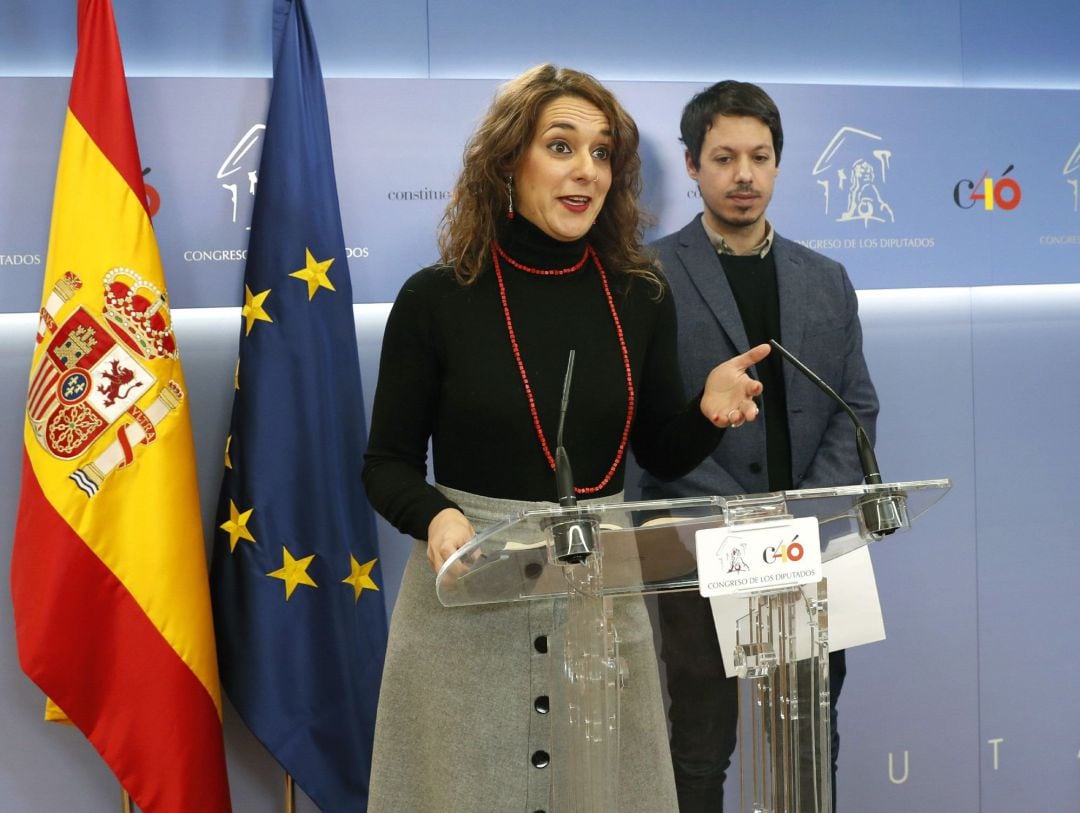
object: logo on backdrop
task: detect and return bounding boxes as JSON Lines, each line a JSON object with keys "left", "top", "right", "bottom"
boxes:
{"left": 1038, "top": 145, "right": 1080, "bottom": 246}
{"left": 142, "top": 167, "right": 161, "bottom": 218}
{"left": 192, "top": 124, "right": 369, "bottom": 265}
{"left": 952, "top": 164, "right": 1022, "bottom": 211}
{"left": 217, "top": 124, "right": 266, "bottom": 228}
{"left": 1063, "top": 143, "right": 1080, "bottom": 212}
{"left": 812, "top": 126, "right": 895, "bottom": 226}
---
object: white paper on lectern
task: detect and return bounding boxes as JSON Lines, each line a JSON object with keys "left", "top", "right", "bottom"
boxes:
{"left": 709, "top": 539, "right": 886, "bottom": 675}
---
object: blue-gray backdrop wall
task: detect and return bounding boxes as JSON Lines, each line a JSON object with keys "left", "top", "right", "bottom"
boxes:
{"left": 1, "top": 1, "right": 1078, "bottom": 811}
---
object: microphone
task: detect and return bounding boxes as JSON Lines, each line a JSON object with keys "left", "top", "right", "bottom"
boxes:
{"left": 555, "top": 350, "right": 577, "bottom": 508}
{"left": 547, "top": 350, "right": 599, "bottom": 564}
{"left": 767, "top": 339, "right": 906, "bottom": 539}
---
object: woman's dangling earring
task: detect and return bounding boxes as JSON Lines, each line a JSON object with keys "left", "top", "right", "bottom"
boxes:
{"left": 506, "top": 177, "right": 515, "bottom": 220}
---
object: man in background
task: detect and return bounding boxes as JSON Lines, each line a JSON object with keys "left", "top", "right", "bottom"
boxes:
{"left": 643, "top": 80, "right": 880, "bottom": 812}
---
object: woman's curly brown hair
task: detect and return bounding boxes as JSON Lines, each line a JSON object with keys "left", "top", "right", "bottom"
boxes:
{"left": 437, "top": 64, "right": 660, "bottom": 291}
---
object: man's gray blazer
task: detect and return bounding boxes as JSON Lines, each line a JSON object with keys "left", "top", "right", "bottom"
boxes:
{"left": 641, "top": 214, "right": 879, "bottom": 499}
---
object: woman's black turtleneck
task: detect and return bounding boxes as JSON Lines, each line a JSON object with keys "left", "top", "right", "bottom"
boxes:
{"left": 362, "top": 216, "right": 723, "bottom": 540}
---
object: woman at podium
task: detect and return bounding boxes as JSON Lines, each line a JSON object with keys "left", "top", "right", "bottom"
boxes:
{"left": 362, "top": 63, "right": 769, "bottom": 812}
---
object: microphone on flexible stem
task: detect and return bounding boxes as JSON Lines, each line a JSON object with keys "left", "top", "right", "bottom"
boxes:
{"left": 767, "top": 339, "right": 907, "bottom": 539}
{"left": 548, "top": 350, "right": 599, "bottom": 564}
{"left": 555, "top": 351, "right": 577, "bottom": 508}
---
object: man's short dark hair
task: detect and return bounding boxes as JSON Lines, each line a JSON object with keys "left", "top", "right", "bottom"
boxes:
{"left": 680, "top": 80, "right": 784, "bottom": 169}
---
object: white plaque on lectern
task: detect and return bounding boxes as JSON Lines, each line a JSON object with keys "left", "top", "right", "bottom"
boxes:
{"left": 696, "top": 516, "right": 822, "bottom": 597}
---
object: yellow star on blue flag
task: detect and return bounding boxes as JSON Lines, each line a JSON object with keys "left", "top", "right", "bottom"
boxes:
{"left": 289, "top": 248, "right": 337, "bottom": 300}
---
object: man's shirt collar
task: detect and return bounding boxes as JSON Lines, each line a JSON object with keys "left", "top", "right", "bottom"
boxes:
{"left": 702, "top": 219, "right": 774, "bottom": 258}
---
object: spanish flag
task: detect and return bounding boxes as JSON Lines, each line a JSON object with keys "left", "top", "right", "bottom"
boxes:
{"left": 10, "top": 1, "right": 231, "bottom": 810}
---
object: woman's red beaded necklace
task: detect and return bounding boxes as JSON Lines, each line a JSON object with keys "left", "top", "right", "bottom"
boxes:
{"left": 493, "top": 241, "right": 590, "bottom": 275}
{"left": 491, "top": 240, "right": 635, "bottom": 495}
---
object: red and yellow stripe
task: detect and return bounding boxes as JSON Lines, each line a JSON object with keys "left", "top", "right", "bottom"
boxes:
{"left": 10, "top": 1, "right": 230, "bottom": 810}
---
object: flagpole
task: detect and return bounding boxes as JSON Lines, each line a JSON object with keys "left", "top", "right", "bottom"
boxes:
{"left": 284, "top": 771, "right": 296, "bottom": 813}
{"left": 120, "top": 788, "right": 133, "bottom": 813}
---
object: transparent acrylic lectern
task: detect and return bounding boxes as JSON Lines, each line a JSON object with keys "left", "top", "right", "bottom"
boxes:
{"left": 436, "top": 479, "right": 950, "bottom": 812}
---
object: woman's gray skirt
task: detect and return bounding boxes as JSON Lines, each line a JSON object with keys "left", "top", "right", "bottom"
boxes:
{"left": 367, "top": 485, "right": 678, "bottom": 812}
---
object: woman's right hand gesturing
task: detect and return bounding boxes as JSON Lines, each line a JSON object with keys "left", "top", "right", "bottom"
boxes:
{"left": 700, "top": 342, "right": 771, "bottom": 428}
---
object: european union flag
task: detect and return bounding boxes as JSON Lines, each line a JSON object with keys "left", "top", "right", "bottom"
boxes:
{"left": 210, "top": 1, "right": 387, "bottom": 810}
